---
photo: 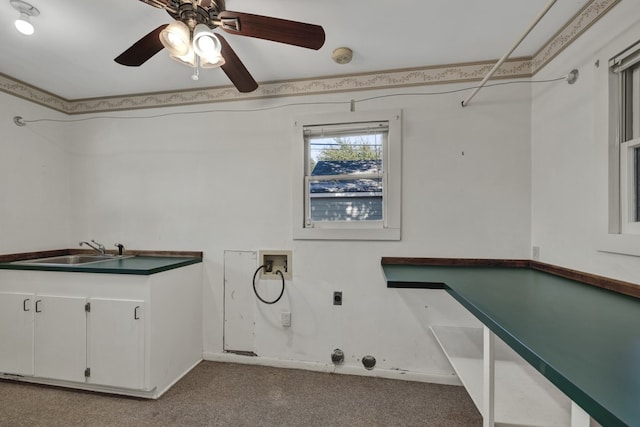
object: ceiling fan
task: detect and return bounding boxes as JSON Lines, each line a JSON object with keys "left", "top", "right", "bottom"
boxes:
{"left": 115, "top": 0, "right": 326, "bottom": 93}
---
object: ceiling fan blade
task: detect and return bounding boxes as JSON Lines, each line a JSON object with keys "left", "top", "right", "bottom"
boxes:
{"left": 218, "top": 11, "right": 325, "bottom": 50}
{"left": 217, "top": 34, "right": 258, "bottom": 93}
{"left": 135, "top": 0, "right": 179, "bottom": 18}
{"left": 115, "top": 25, "right": 168, "bottom": 66}
{"left": 137, "top": 0, "right": 171, "bottom": 9}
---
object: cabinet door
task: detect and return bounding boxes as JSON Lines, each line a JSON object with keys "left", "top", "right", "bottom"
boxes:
{"left": 87, "top": 298, "right": 145, "bottom": 390}
{"left": 0, "top": 292, "right": 34, "bottom": 376}
{"left": 34, "top": 295, "right": 87, "bottom": 382}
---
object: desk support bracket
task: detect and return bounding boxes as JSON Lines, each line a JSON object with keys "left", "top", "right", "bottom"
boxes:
{"left": 483, "top": 326, "right": 495, "bottom": 427}
{"left": 571, "top": 402, "right": 590, "bottom": 427}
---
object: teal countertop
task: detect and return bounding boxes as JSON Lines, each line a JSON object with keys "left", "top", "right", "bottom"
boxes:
{"left": 0, "top": 256, "right": 202, "bottom": 275}
{"left": 381, "top": 262, "right": 640, "bottom": 427}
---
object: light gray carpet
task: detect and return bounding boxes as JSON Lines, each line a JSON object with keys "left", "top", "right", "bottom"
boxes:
{"left": 0, "top": 361, "right": 482, "bottom": 426}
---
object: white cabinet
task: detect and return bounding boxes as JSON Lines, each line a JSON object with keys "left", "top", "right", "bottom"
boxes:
{"left": 33, "top": 295, "right": 87, "bottom": 382}
{"left": 87, "top": 298, "right": 145, "bottom": 389}
{"left": 0, "top": 263, "right": 202, "bottom": 398}
{"left": 0, "top": 293, "right": 87, "bottom": 382}
{"left": 0, "top": 294, "right": 145, "bottom": 386}
{"left": 0, "top": 292, "right": 34, "bottom": 376}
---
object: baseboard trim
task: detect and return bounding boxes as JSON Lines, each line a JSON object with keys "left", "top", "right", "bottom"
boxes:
{"left": 0, "top": 373, "right": 158, "bottom": 399}
{"left": 202, "top": 352, "right": 462, "bottom": 386}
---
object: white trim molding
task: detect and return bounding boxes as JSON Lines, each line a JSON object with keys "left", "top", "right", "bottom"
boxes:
{"left": 203, "top": 351, "right": 463, "bottom": 386}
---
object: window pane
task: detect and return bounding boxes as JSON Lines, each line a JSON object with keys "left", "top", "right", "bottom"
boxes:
{"left": 633, "top": 65, "right": 640, "bottom": 139}
{"left": 306, "top": 131, "right": 385, "bottom": 223}
{"left": 308, "top": 134, "right": 383, "bottom": 174}
{"left": 635, "top": 146, "right": 640, "bottom": 221}
{"left": 309, "top": 178, "right": 383, "bottom": 221}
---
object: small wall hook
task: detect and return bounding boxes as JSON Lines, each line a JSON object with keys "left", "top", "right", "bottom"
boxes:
{"left": 13, "top": 116, "right": 26, "bottom": 127}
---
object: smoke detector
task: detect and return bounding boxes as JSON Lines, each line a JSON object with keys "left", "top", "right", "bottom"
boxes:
{"left": 332, "top": 47, "right": 353, "bottom": 64}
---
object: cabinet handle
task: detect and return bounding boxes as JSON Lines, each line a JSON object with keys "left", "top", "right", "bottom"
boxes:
{"left": 35, "top": 299, "right": 42, "bottom": 313}
{"left": 134, "top": 306, "right": 140, "bottom": 320}
{"left": 23, "top": 298, "right": 30, "bottom": 312}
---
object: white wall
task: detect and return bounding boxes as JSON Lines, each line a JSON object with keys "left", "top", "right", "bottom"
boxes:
{"left": 531, "top": 0, "right": 640, "bottom": 284}
{"left": 2, "top": 0, "right": 638, "bottom": 387}
{"left": 0, "top": 93, "right": 72, "bottom": 253}
{"left": 53, "top": 80, "right": 531, "bottom": 378}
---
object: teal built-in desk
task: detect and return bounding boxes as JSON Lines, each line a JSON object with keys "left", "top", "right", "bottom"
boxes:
{"left": 381, "top": 258, "right": 640, "bottom": 427}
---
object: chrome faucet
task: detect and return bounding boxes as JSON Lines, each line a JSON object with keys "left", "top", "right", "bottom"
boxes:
{"left": 79, "top": 240, "right": 106, "bottom": 255}
{"left": 115, "top": 243, "right": 125, "bottom": 256}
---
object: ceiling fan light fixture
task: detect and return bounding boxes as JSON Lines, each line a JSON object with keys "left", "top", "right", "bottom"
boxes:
{"left": 169, "top": 47, "right": 197, "bottom": 68}
{"left": 115, "top": 2, "right": 325, "bottom": 93}
{"left": 192, "top": 24, "right": 222, "bottom": 61}
{"left": 159, "top": 20, "right": 191, "bottom": 56}
{"left": 200, "top": 54, "right": 226, "bottom": 69}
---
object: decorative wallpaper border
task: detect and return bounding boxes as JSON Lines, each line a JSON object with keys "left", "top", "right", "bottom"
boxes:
{"left": 65, "top": 58, "right": 533, "bottom": 114}
{"left": 531, "top": 0, "right": 620, "bottom": 73}
{"left": 0, "top": 0, "right": 619, "bottom": 115}
{"left": 0, "top": 74, "right": 69, "bottom": 112}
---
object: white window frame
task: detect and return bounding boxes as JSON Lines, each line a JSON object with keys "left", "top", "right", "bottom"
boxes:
{"left": 620, "top": 137, "right": 640, "bottom": 234}
{"left": 610, "top": 41, "right": 640, "bottom": 235}
{"left": 292, "top": 110, "right": 402, "bottom": 240}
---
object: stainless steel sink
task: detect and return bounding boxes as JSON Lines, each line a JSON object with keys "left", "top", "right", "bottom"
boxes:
{"left": 13, "top": 254, "right": 134, "bottom": 266}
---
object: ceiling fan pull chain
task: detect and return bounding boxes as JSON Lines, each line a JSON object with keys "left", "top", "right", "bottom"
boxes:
{"left": 192, "top": 56, "right": 200, "bottom": 81}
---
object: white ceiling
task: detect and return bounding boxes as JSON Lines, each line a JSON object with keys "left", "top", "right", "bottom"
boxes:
{"left": 0, "top": 0, "right": 589, "bottom": 100}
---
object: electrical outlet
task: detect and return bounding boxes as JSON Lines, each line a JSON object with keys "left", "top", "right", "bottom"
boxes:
{"left": 333, "top": 291, "right": 342, "bottom": 306}
{"left": 281, "top": 311, "right": 291, "bottom": 327}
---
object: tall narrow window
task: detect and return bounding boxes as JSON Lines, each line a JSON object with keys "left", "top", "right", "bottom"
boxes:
{"left": 293, "top": 111, "right": 401, "bottom": 240}
{"left": 610, "top": 41, "right": 640, "bottom": 234}
{"left": 635, "top": 146, "right": 640, "bottom": 221}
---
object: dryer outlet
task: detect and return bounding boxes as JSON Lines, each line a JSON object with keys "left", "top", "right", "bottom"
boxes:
{"left": 259, "top": 250, "right": 292, "bottom": 280}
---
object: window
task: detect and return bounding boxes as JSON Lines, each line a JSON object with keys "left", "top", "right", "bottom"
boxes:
{"left": 293, "top": 110, "right": 401, "bottom": 240}
{"left": 306, "top": 123, "right": 384, "bottom": 223}
{"left": 610, "top": 41, "right": 640, "bottom": 234}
